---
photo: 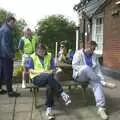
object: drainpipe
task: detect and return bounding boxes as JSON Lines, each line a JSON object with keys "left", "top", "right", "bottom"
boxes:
{"left": 83, "top": 18, "right": 85, "bottom": 49}
{"left": 76, "top": 26, "right": 80, "bottom": 51}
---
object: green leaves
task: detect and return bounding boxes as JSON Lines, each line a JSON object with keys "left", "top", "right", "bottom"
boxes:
{"left": 37, "top": 15, "right": 76, "bottom": 54}
{"left": 0, "top": 8, "right": 27, "bottom": 51}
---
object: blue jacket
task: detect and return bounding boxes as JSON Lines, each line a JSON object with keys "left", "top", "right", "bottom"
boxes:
{"left": 0, "top": 24, "right": 15, "bottom": 58}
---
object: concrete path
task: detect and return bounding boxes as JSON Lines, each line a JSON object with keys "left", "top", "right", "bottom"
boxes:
{"left": 0, "top": 76, "right": 120, "bottom": 120}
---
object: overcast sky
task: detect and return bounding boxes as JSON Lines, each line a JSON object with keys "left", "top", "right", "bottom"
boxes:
{"left": 0, "top": 0, "right": 80, "bottom": 30}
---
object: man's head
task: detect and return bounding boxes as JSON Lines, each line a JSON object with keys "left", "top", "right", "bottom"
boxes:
{"left": 24, "top": 28, "right": 32, "bottom": 38}
{"left": 6, "top": 16, "right": 16, "bottom": 29}
{"left": 36, "top": 42, "right": 47, "bottom": 57}
{"left": 85, "top": 41, "right": 97, "bottom": 54}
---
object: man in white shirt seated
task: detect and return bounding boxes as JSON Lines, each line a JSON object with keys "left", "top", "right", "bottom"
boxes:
{"left": 72, "top": 41, "right": 116, "bottom": 120}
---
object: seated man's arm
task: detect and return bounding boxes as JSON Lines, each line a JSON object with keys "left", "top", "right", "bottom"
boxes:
{"left": 95, "top": 55, "right": 104, "bottom": 80}
{"left": 28, "top": 57, "right": 53, "bottom": 76}
{"left": 72, "top": 50, "right": 86, "bottom": 71}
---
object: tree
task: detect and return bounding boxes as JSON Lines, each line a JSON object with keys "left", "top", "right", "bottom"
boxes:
{"left": 13, "top": 19, "right": 27, "bottom": 49}
{"left": 0, "top": 8, "right": 13, "bottom": 26}
{"left": 37, "top": 15, "right": 76, "bottom": 53}
{"left": 0, "top": 8, "right": 27, "bottom": 50}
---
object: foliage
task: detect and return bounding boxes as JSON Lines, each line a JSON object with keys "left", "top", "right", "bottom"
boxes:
{"left": 0, "top": 8, "right": 13, "bottom": 26}
{"left": 37, "top": 15, "right": 76, "bottom": 54}
{"left": 13, "top": 19, "right": 27, "bottom": 49}
{"left": 0, "top": 8, "right": 27, "bottom": 50}
{"left": 13, "top": 65, "right": 23, "bottom": 78}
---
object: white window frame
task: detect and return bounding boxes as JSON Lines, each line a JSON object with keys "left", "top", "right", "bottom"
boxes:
{"left": 92, "top": 13, "right": 104, "bottom": 55}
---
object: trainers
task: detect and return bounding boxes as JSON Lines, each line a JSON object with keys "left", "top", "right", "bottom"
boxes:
{"left": 46, "top": 110, "right": 55, "bottom": 120}
{"left": 97, "top": 107, "right": 108, "bottom": 120}
{"left": 8, "top": 91, "right": 20, "bottom": 97}
{"left": 61, "top": 92, "right": 71, "bottom": 106}
{"left": 0, "top": 89, "right": 7, "bottom": 94}
{"left": 104, "top": 82, "right": 116, "bottom": 89}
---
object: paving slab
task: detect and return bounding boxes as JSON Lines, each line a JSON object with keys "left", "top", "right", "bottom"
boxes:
{"left": 0, "top": 75, "right": 120, "bottom": 120}
{"left": 14, "top": 112, "right": 31, "bottom": 120}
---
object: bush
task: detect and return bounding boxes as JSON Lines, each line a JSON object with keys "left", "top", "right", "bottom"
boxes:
{"left": 13, "top": 65, "right": 23, "bottom": 78}
{"left": 14, "top": 51, "right": 22, "bottom": 60}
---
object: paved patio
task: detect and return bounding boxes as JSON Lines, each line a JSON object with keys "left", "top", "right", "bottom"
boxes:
{"left": 0, "top": 76, "right": 120, "bottom": 120}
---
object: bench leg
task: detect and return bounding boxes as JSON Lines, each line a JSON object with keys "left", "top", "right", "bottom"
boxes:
{"left": 68, "top": 85, "right": 72, "bottom": 91}
{"left": 81, "top": 84, "right": 88, "bottom": 101}
{"left": 33, "top": 87, "right": 38, "bottom": 108}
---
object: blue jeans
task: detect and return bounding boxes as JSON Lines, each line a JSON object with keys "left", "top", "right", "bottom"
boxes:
{"left": 32, "top": 73, "right": 63, "bottom": 107}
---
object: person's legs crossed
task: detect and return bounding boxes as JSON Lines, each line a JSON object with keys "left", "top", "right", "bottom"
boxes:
{"left": 32, "top": 74, "right": 55, "bottom": 119}
{"left": 32, "top": 74, "right": 54, "bottom": 108}
{"left": 77, "top": 66, "right": 108, "bottom": 119}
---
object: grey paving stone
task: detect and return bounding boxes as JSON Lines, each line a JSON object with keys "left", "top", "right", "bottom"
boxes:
{"left": 14, "top": 112, "right": 31, "bottom": 120}
{"left": 32, "top": 109, "right": 43, "bottom": 120}
{"left": 0, "top": 104, "right": 14, "bottom": 113}
{"left": 15, "top": 103, "right": 32, "bottom": 112}
{"left": 16, "top": 97, "right": 33, "bottom": 104}
{"left": 0, "top": 112, "right": 13, "bottom": 120}
{"left": 0, "top": 95, "right": 15, "bottom": 104}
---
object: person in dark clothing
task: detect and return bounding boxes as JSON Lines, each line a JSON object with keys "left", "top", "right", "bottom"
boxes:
{"left": 0, "top": 16, "right": 20, "bottom": 97}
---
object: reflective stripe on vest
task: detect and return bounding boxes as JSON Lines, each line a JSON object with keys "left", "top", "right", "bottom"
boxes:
{"left": 30, "top": 52, "right": 51, "bottom": 79}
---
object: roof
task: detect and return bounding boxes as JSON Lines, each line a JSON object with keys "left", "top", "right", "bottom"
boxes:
{"left": 74, "top": 0, "right": 107, "bottom": 18}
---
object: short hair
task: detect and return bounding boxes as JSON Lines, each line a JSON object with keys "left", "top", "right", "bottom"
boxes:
{"left": 36, "top": 42, "right": 46, "bottom": 51}
{"left": 88, "top": 40, "right": 97, "bottom": 46}
{"left": 6, "top": 16, "right": 16, "bottom": 23}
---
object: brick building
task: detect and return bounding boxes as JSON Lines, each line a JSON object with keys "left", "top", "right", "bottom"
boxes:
{"left": 103, "top": 0, "right": 120, "bottom": 69}
{"left": 74, "top": 0, "right": 120, "bottom": 71}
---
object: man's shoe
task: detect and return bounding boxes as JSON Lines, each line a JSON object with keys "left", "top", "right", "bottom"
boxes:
{"left": 104, "top": 82, "right": 116, "bottom": 89}
{"left": 61, "top": 92, "right": 71, "bottom": 106}
{"left": 97, "top": 107, "right": 108, "bottom": 120}
{"left": 46, "top": 110, "right": 55, "bottom": 120}
{"left": 0, "top": 89, "right": 7, "bottom": 94}
{"left": 8, "top": 91, "right": 20, "bottom": 97}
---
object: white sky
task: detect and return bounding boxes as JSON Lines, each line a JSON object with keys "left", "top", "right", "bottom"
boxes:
{"left": 0, "top": 0, "right": 80, "bottom": 30}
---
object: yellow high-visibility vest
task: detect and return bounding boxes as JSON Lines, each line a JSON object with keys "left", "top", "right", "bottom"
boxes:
{"left": 30, "top": 52, "right": 52, "bottom": 79}
{"left": 23, "top": 36, "right": 36, "bottom": 54}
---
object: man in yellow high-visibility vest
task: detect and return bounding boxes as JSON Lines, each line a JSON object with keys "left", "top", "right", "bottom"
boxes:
{"left": 18, "top": 28, "right": 37, "bottom": 88}
{"left": 26, "top": 42, "right": 71, "bottom": 119}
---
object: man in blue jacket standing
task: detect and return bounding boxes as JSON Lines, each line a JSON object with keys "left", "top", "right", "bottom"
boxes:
{"left": 0, "top": 16, "right": 20, "bottom": 97}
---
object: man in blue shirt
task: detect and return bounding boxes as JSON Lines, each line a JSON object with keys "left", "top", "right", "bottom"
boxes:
{"left": 0, "top": 16, "right": 20, "bottom": 97}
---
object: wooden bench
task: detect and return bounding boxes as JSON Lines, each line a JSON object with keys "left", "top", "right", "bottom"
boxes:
{"left": 56, "top": 62, "right": 89, "bottom": 99}
{"left": 25, "top": 79, "right": 89, "bottom": 108}
{"left": 25, "top": 62, "right": 89, "bottom": 108}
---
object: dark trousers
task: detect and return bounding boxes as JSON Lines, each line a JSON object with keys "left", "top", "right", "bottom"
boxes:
{"left": 32, "top": 73, "right": 63, "bottom": 107}
{"left": 0, "top": 57, "right": 13, "bottom": 92}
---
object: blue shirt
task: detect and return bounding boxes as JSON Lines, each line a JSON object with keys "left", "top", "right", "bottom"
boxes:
{"left": 26, "top": 55, "right": 56, "bottom": 70}
{"left": 0, "top": 24, "right": 14, "bottom": 58}
{"left": 84, "top": 52, "right": 93, "bottom": 67}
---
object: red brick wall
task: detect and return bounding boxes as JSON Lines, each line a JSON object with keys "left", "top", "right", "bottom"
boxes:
{"left": 103, "top": 0, "right": 120, "bottom": 69}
